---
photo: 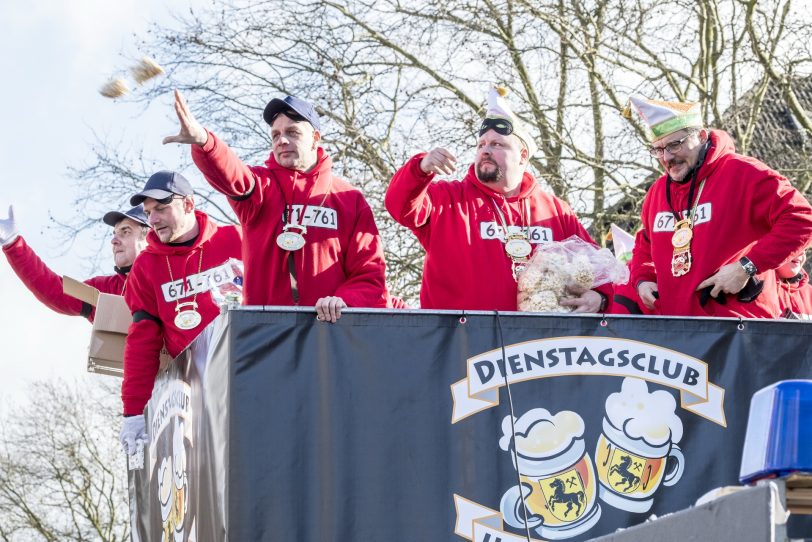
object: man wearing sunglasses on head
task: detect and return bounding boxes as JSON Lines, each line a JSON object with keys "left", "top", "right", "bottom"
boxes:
{"left": 626, "top": 96, "right": 812, "bottom": 317}
{"left": 386, "top": 87, "right": 610, "bottom": 311}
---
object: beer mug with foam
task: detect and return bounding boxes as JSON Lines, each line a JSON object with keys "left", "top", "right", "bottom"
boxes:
{"left": 501, "top": 434, "right": 601, "bottom": 540}
{"left": 595, "top": 416, "right": 684, "bottom": 513}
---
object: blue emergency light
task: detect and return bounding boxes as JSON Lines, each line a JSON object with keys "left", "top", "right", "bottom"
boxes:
{"left": 740, "top": 380, "right": 812, "bottom": 484}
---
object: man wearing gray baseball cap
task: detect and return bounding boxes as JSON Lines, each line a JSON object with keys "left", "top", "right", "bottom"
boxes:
{"left": 0, "top": 204, "right": 149, "bottom": 322}
{"left": 119, "top": 170, "right": 242, "bottom": 456}
{"left": 163, "top": 89, "right": 388, "bottom": 323}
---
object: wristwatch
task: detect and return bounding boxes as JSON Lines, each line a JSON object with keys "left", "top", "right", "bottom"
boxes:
{"left": 739, "top": 256, "right": 758, "bottom": 277}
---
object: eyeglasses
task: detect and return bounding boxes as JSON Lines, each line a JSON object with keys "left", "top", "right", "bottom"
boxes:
{"left": 648, "top": 134, "right": 693, "bottom": 158}
{"left": 479, "top": 117, "right": 513, "bottom": 137}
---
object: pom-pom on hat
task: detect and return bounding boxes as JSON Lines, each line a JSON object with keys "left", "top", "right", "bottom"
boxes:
{"left": 626, "top": 95, "right": 703, "bottom": 142}
{"left": 480, "top": 87, "right": 538, "bottom": 158}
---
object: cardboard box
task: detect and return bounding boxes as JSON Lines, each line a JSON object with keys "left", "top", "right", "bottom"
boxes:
{"left": 63, "top": 277, "right": 172, "bottom": 377}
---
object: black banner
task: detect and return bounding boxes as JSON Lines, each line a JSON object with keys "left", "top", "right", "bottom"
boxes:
{"left": 128, "top": 309, "right": 812, "bottom": 541}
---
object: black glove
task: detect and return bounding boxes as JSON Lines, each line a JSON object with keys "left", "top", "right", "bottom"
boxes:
{"left": 736, "top": 277, "right": 764, "bottom": 303}
{"left": 699, "top": 285, "right": 727, "bottom": 307}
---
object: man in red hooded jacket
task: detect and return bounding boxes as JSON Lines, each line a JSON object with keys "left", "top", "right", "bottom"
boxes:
{"left": 163, "top": 90, "right": 388, "bottom": 323}
{"left": 0, "top": 205, "right": 148, "bottom": 322}
{"left": 776, "top": 250, "right": 812, "bottom": 320}
{"left": 626, "top": 96, "right": 812, "bottom": 317}
{"left": 386, "top": 88, "right": 610, "bottom": 312}
{"left": 120, "top": 170, "right": 242, "bottom": 454}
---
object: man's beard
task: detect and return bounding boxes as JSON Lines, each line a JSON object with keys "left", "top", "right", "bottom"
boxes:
{"left": 476, "top": 161, "right": 503, "bottom": 183}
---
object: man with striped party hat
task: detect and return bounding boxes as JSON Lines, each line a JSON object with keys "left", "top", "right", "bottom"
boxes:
{"left": 626, "top": 95, "right": 812, "bottom": 317}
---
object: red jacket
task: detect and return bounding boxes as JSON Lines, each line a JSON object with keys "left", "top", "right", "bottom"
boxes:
{"left": 777, "top": 271, "right": 812, "bottom": 320}
{"left": 191, "top": 131, "right": 388, "bottom": 308}
{"left": 3, "top": 236, "right": 126, "bottom": 322}
{"left": 386, "top": 154, "right": 611, "bottom": 310}
{"left": 122, "top": 211, "right": 242, "bottom": 415}
{"left": 630, "top": 130, "right": 812, "bottom": 317}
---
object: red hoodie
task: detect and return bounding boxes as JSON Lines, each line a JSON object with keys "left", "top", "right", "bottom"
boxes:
{"left": 386, "top": 154, "right": 611, "bottom": 310}
{"left": 630, "top": 129, "right": 812, "bottom": 317}
{"left": 191, "top": 131, "right": 388, "bottom": 308}
{"left": 777, "top": 271, "right": 812, "bottom": 320}
{"left": 3, "top": 236, "right": 126, "bottom": 322}
{"left": 122, "top": 211, "right": 242, "bottom": 415}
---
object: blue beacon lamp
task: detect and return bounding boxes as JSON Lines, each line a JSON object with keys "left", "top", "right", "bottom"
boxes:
{"left": 740, "top": 380, "right": 812, "bottom": 484}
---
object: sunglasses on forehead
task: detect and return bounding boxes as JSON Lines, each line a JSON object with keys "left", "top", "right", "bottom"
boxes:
{"left": 479, "top": 117, "right": 514, "bottom": 136}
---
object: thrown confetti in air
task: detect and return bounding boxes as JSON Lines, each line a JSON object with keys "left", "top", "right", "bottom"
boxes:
{"left": 131, "top": 56, "right": 165, "bottom": 84}
{"left": 99, "top": 78, "right": 130, "bottom": 98}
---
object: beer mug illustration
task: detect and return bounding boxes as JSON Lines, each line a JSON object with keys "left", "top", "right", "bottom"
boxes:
{"left": 499, "top": 409, "right": 601, "bottom": 540}
{"left": 595, "top": 378, "right": 685, "bottom": 513}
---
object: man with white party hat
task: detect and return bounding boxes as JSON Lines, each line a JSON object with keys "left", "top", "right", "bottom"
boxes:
{"left": 626, "top": 95, "right": 812, "bottom": 317}
{"left": 386, "top": 87, "right": 610, "bottom": 311}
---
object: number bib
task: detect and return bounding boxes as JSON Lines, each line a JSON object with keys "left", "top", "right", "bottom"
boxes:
{"left": 161, "top": 261, "right": 237, "bottom": 302}
{"left": 652, "top": 203, "right": 712, "bottom": 232}
{"left": 285, "top": 205, "right": 338, "bottom": 230}
{"left": 480, "top": 222, "right": 552, "bottom": 244}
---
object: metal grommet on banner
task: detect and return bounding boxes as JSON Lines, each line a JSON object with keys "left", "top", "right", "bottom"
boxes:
{"left": 600, "top": 317, "right": 608, "bottom": 327}
{"left": 459, "top": 316, "right": 467, "bottom": 325}
{"left": 737, "top": 318, "right": 745, "bottom": 331}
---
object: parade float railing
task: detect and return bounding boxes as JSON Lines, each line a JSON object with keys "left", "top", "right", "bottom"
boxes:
{"left": 126, "top": 308, "right": 812, "bottom": 542}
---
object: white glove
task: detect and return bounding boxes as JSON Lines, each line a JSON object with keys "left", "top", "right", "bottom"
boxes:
{"left": 120, "top": 414, "right": 148, "bottom": 455}
{"left": 0, "top": 205, "right": 18, "bottom": 246}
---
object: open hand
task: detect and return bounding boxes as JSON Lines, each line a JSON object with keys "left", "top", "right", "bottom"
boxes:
{"left": 162, "top": 89, "right": 208, "bottom": 146}
{"left": 0, "top": 205, "right": 18, "bottom": 246}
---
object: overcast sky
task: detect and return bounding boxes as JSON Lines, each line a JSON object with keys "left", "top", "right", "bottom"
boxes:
{"left": 0, "top": 0, "right": 207, "bottom": 414}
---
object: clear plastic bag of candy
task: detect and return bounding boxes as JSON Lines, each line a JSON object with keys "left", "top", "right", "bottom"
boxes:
{"left": 518, "top": 236, "right": 629, "bottom": 313}
{"left": 208, "top": 258, "right": 244, "bottom": 307}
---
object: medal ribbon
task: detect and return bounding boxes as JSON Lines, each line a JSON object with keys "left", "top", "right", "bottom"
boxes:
{"left": 664, "top": 140, "right": 710, "bottom": 222}
{"left": 165, "top": 248, "right": 205, "bottom": 320}
{"left": 269, "top": 169, "right": 334, "bottom": 305}
{"left": 489, "top": 197, "right": 530, "bottom": 243}
{"left": 269, "top": 170, "right": 333, "bottom": 236}
{"left": 489, "top": 197, "right": 531, "bottom": 280}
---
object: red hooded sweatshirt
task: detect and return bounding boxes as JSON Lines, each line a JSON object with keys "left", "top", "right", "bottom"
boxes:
{"left": 386, "top": 154, "right": 611, "bottom": 311}
{"left": 190, "top": 131, "right": 388, "bottom": 308}
{"left": 630, "top": 129, "right": 812, "bottom": 317}
{"left": 777, "top": 271, "right": 812, "bottom": 320}
{"left": 122, "top": 211, "right": 242, "bottom": 415}
{"left": 3, "top": 236, "right": 126, "bottom": 322}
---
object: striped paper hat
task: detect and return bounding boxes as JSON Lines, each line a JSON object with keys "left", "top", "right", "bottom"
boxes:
{"left": 482, "top": 87, "right": 538, "bottom": 158}
{"left": 626, "top": 96, "right": 702, "bottom": 141}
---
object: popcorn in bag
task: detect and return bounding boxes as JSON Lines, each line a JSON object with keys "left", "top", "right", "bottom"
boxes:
{"left": 518, "top": 236, "right": 629, "bottom": 313}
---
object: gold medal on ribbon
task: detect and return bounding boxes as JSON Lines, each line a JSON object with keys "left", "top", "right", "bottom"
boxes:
{"left": 671, "top": 219, "right": 693, "bottom": 248}
{"left": 667, "top": 179, "right": 707, "bottom": 278}
{"left": 671, "top": 219, "right": 693, "bottom": 276}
